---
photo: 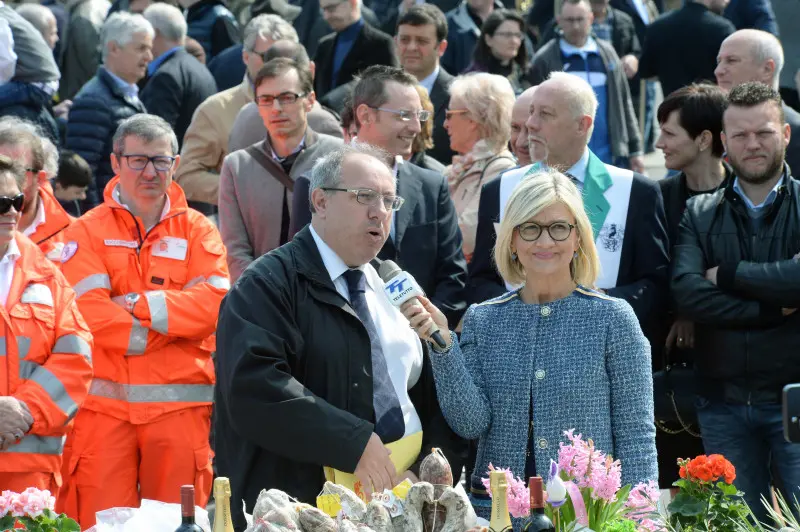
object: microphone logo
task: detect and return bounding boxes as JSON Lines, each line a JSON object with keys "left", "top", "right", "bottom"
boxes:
{"left": 386, "top": 278, "right": 408, "bottom": 294}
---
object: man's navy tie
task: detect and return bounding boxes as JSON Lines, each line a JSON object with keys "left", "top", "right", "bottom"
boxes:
{"left": 343, "top": 269, "right": 405, "bottom": 443}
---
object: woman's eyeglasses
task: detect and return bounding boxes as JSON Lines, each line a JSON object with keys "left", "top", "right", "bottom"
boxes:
{"left": 0, "top": 193, "right": 24, "bottom": 215}
{"left": 445, "top": 109, "right": 469, "bottom": 120}
{"left": 516, "top": 221, "right": 575, "bottom": 242}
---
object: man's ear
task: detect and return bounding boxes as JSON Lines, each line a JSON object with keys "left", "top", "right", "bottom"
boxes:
{"left": 311, "top": 187, "right": 328, "bottom": 215}
{"left": 306, "top": 90, "right": 317, "bottom": 112}
{"left": 721, "top": 131, "right": 728, "bottom": 154}
{"left": 111, "top": 152, "right": 121, "bottom": 175}
{"left": 356, "top": 103, "right": 373, "bottom": 127}
{"left": 437, "top": 39, "right": 448, "bottom": 58}
{"left": 578, "top": 114, "right": 594, "bottom": 136}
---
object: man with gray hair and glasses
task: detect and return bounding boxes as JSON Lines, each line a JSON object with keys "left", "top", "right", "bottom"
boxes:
{"left": 216, "top": 142, "right": 461, "bottom": 530}
{"left": 715, "top": 29, "right": 800, "bottom": 175}
{"left": 58, "top": 114, "right": 229, "bottom": 529}
{"left": 175, "top": 14, "right": 297, "bottom": 215}
{"left": 65, "top": 11, "right": 152, "bottom": 209}
{"left": 141, "top": 3, "right": 217, "bottom": 148}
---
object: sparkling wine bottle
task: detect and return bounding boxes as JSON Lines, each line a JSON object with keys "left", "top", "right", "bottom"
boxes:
{"left": 489, "top": 470, "right": 513, "bottom": 532}
{"left": 213, "top": 477, "right": 234, "bottom": 532}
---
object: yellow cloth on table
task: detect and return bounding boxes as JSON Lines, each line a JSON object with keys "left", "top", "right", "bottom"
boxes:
{"left": 324, "top": 431, "right": 422, "bottom": 501}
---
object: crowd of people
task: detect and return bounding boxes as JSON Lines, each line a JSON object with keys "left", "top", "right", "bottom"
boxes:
{"left": 0, "top": 0, "right": 799, "bottom": 530}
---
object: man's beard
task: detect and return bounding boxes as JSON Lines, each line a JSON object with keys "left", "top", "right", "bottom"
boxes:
{"left": 729, "top": 149, "right": 785, "bottom": 185}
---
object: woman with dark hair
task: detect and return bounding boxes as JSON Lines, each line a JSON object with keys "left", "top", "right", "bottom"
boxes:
{"left": 653, "top": 83, "right": 731, "bottom": 487}
{"left": 467, "top": 9, "right": 530, "bottom": 95}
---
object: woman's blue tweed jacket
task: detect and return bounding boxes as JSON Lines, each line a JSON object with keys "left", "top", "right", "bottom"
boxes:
{"left": 429, "top": 286, "right": 658, "bottom": 522}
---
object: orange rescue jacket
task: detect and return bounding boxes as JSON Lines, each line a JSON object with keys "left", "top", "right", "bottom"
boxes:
{"left": 27, "top": 183, "right": 74, "bottom": 261}
{"left": 59, "top": 177, "right": 230, "bottom": 425}
{"left": 0, "top": 234, "right": 93, "bottom": 476}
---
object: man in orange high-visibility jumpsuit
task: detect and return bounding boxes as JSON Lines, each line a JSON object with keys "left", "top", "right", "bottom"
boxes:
{"left": 0, "top": 155, "right": 94, "bottom": 493}
{"left": 0, "top": 122, "right": 74, "bottom": 261}
{"left": 57, "top": 115, "right": 230, "bottom": 529}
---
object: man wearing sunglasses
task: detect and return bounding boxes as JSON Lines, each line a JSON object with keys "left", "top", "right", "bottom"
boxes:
{"left": 0, "top": 119, "right": 74, "bottom": 262}
{"left": 56, "top": 114, "right": 230, "bottom": 530}
{"left": 216, "top": 143, "right": 462, "bottom": 530}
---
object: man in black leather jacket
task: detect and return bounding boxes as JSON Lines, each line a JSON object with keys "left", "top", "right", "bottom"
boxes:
{"left": 672, "top": 82, "right": 800, "bottom": 523}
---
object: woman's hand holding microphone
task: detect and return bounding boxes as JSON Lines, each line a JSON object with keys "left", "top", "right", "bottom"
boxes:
{"left": 400, "top": 296, "right": 453, "bottom": 351}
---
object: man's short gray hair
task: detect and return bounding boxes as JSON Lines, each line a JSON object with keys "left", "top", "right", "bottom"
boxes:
{"left": 308, "top": 143, "right": 393, "bottom": 212}
{"left": 730, "top": 29, "right": 784, "bottom": 90}
{"left": 545, "top": 71, "right": 599, "bottom": 140}
{"left": 449, "top": 73, "right": 516, "bottom": 153}
{"left": 112, "top": 114, "right": 179, "bottom": 155}
{"left": 101, "top": 12, "right": 154, "bottom": 61}
{"left": 243, "top": 14, "right": 298, "bottom": 51}
{"left": 0, "top": 116, "right": 56, "bottom": 177}
{"left": 143, "top": 3, "right": 187, "bottom": 43}
{"left": 15, "top": 4, "right": 55, "bottom": 38}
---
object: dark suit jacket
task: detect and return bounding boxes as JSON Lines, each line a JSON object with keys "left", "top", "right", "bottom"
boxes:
{"left": 215, "top": 226, "right": 466, "bottom": 531}
{"left": 469, "top": 165, "right": 669, "bottom": 334}
{"left": 318, "top": 79, "right": 356, "bottom": 116}
{"left": 377, "top": 163, "right": 468, "bottom": 326}
{"left": 429, "top": 67, "right": 456, "bottom": 166}
{"left": 140, "top": 48, "right": 218, "bottom": 148}
{"left": 724, "top": 0, "right": 778, "bottom": 34}
{"left": 313, "top": 21, "right": 398, "bottom": 100}
{"left": 207, "top": 43, "right": 245, "bottom": 93}
{"left": 639, "top": 2, "right": 735, "bottom": 98}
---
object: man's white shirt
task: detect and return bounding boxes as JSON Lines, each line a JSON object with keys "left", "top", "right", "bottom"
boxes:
{"left": 310, "top": 225, "right": 423, "bottom": 438}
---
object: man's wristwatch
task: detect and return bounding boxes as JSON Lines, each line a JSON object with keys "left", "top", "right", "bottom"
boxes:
{"left": 124, "top": 293, "right": 140, "bottom": 314}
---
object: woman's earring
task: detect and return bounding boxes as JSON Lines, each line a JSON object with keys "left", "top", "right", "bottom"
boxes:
{"left": 511, "top": 251, "right": 518, "bottom": 261}
{"left": 573, "top": 251, "right": 579, "bottom": 259}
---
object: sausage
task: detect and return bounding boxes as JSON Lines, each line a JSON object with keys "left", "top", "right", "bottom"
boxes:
{"left": 322, "top": 482, "right": 367, "bottom": 521}
{"left": 363, "top": 500, "right": 392, "bottom": 532}
{"left": 299, "top": 507, "right": 338, "bottom": 532}
{"left": 419, "top": 449, "right": 454, "bottom": 499}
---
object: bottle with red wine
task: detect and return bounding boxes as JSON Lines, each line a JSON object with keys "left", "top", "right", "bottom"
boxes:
{"left": 522, "top": 477, "right": 555, "bottom": 531}
{"left": 175, "top": 485, "right": 204, "bottom": 532}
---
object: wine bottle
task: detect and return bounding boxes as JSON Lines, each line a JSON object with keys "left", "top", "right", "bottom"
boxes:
{"left": 489, "top": 470, "right": 513, "bottom": 532}
{"left": 175, "top": 485, "right": 203, "bottom": 532}
{"left": 213, "top": 477, "right": 234, "bottom": 532}
{"left": 523, "top": 477, "right": 555, "bottom": 531}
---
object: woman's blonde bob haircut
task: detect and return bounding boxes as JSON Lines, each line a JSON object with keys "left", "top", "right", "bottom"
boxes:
{"left": 494, "top": 169, "right": 602, "bottom": 288}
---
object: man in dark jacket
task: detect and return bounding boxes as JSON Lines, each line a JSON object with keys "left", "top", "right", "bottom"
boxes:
{"left": 672, "top": 82, "right": 800, "bottom": 524}
{"left": 181, "top": 0, "right": 239, "bottom": 62}
{"left": 313, "top": 0, "right": 398, "bottom": 101}
{"left": 141, "top": 3, "right": 217, "bottom": 148}
{"left": 353, "top": 65, "right": 468, "bottom": 327}
{"left": 215, "top": 143, "right": 464, "bottom": 531}
{"left": 65, "top": 12, "right": 152, "bottom": 207}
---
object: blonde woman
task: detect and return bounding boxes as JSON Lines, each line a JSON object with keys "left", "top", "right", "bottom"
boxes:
{"left": 444, "top": 72, "right": 516, "bottom": 263}
{"left": 402, "top": 170, "right": 658, "bottom": 525}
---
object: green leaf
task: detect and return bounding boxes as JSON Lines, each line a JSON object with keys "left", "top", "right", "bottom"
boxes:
{"left": 715, "top": 482, "right": 739, "bottom": 497}
{"left": 53, "top": 517, "right": 81, "bottom": 532}
{"left": 668, "top": 492, "right": 707, "bottom": 517}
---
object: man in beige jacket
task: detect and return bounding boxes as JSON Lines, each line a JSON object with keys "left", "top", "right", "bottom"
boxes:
{"left": 174, "top": 13, "right": 298, "bottom": 213}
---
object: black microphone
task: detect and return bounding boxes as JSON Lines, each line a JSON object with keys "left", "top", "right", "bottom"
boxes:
{"left": 378, "top": 260, "right": 448, "bottom": 350}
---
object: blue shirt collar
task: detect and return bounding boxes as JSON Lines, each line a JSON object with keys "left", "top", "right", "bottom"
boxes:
{"left": 105, "top": 68, "right": 139, "bottom": 100}
{"left": 147, "top": 46, "right": 182, "bottom": 76}
{"left": 338, "top": 17, "right": 364, "bottom": 39}
{"left": 419, "top": 65, "right": 440, "bottom": 95}
{"left": 566, "top": 148, "right": 590, "bottom": 184}
{"left": 733, "top": 172, "right": 785, "bottom": 212}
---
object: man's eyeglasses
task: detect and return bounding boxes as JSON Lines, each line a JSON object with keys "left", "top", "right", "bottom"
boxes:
{"left": 516, "top": 221, "right": 575, "bottom": 242}
{"left": 0, "top": 193, "right": 24, "bottom": 215}
{"left": 256, "top": 92, "right": 307, "bottom": 107}
{"left": 371, "top": 107, "right": 431, "bottom": 122}
{"left": 119, "top": 154, "right": 176, "bottom": 172}
{"left": 321, "top": 187, "right": 405, "bottom": 211}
